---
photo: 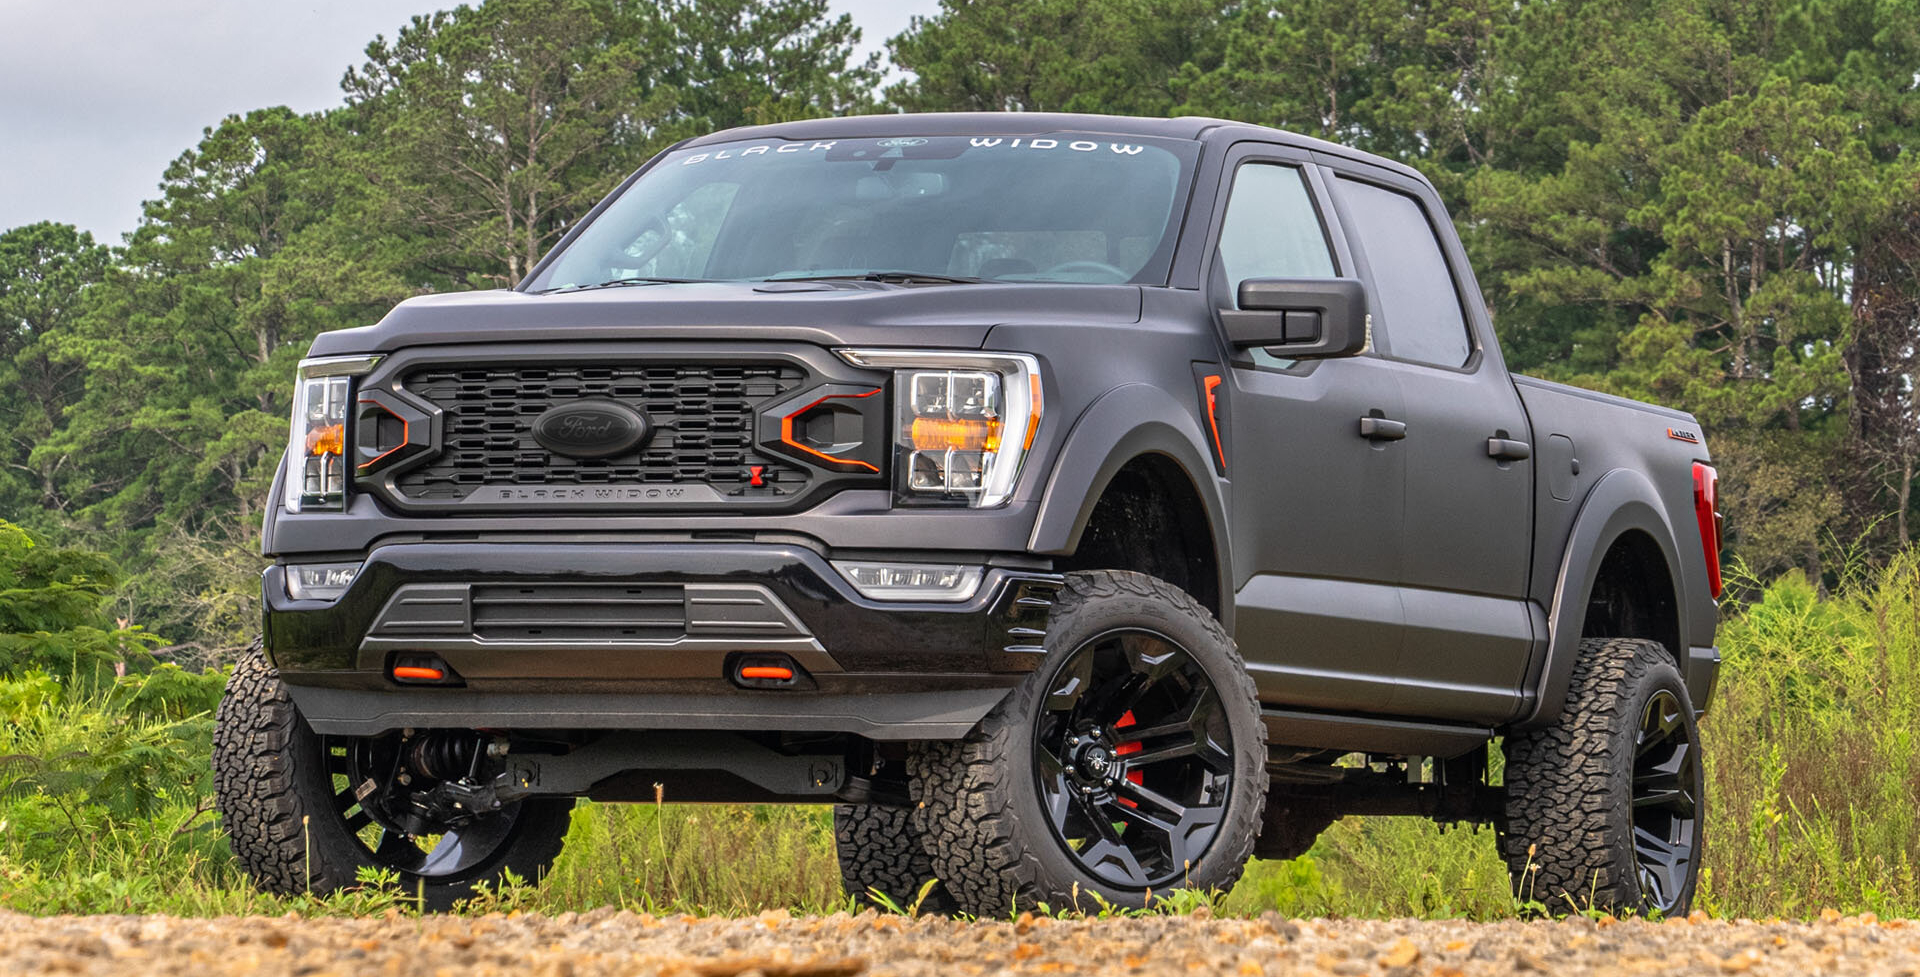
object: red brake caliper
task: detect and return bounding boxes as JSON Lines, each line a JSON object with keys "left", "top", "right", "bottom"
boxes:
{"left": 1114, "top": 709, "right": 1143, "bottom": 808}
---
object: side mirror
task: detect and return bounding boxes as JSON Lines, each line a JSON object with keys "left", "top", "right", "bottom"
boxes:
{"left": 1217, "top": 278, "right": 1369, "bottom": 359}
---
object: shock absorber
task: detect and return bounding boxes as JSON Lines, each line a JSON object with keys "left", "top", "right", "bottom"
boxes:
{"left": 406, "top": 732, "right": 483, "bottom": 782}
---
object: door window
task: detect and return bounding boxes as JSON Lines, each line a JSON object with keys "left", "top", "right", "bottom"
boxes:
{"left": 1217, "top": 163, "right": 1335, "bottom": 290}
{"left": 1216, "top": 163, "right": 1336, "bottom": 368}
{"left": 1333, "top": 177, "right": 1472, "bottom": 367}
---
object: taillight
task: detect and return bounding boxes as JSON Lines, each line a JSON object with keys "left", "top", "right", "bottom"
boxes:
{"left": 1692, "top": 462, "right": 1723, "bottom": 599}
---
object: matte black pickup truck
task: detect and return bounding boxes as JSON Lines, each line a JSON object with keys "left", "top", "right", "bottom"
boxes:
{"left": 213, "top": 113, "right": 1724, "bottom": 915}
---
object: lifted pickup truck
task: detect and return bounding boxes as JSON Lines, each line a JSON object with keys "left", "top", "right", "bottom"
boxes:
{"left": 214, "top": 113, "right": 1723, "bottom": 915}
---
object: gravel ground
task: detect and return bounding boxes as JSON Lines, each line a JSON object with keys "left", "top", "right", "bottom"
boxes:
{"left": 4, "top": 908, "right": 1918, "bottom": 976}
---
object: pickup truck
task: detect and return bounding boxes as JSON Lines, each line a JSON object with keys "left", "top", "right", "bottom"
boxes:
{"left": 212, "top": 112, "right": 1724, "bottom": 915}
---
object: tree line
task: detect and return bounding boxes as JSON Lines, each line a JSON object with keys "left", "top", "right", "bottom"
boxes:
{"left": 1, "top": 0, "right": 1915, "bottom": 647}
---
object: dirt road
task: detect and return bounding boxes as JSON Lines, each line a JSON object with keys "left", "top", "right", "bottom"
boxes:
{"left": 3, "top": 908, "right": 1916, "bottom": 976}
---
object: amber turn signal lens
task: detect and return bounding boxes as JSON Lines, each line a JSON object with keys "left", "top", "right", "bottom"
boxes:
{"left": 910, "top": 416, "right": 999, "bottom": 452}
{"left": 304, "top": 423, "right": 345, "bottom": 457}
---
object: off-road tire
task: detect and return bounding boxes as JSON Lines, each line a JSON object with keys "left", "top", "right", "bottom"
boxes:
{"left": 833, "top": 804, "right": 957, "bottom": 913}
{"left": 1499, "top": 637, "right": 1703, "bottom": 915}
{"left": 911, "top": 570, "right": 1267, "bottom": 916}
{"left": 212, "top": 643, "right": 572, "bottom": 911}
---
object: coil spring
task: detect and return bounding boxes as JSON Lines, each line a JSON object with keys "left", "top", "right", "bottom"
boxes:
{"left": 407, "top": 733, "right": 479, "bottom": 781}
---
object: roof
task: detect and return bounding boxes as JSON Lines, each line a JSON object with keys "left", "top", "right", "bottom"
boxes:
{"left": 684, "top": 112, "right": 1229, "bottom": 145}
{"left": 683, "top": 111, "right": 1424, "bottom": 183}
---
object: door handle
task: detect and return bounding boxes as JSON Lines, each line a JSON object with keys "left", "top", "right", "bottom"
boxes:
{"left": 1487, "top": 437, "right": 1531, "bottom": 461}
{"left": 1358, "top": 416, "right": 1407, "bottom": 441}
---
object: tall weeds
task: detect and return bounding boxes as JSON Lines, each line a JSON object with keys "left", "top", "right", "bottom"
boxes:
{"left": 9, "top": 555, "right": 1920, "bottom": 918}
{"left": 1694, "top": 551, "right": 1920, "bottom": 916}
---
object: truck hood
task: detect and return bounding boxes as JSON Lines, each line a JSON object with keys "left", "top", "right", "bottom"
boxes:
{"left": 306, "top": 281, "right": 1145, "bottom": 356}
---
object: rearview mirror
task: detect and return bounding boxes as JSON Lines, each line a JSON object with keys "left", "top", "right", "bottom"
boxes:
{"left": 1217, "top": 278, "right": 1369, "bottom": 359}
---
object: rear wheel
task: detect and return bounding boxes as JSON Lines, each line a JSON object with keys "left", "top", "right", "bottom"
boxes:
{"left": 913, "top": 571, "right": 1266, "bottom": 915}
{"left": 1499, "top": 637, "right": 1703, "bottom": 915}
{"left": 833, "top": 804, "right": 955, "bottom": 913}
{"left": 212, "top": 645, "right": 572, "bottom": 911}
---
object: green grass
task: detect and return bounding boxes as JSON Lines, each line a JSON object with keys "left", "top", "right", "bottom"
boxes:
{"left": 7, "top": 554, "right": 1920, "bottom": 919}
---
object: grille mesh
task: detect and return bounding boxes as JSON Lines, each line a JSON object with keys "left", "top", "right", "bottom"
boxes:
{"left": 393, "top": 363, "right": 809, "bottom": 502}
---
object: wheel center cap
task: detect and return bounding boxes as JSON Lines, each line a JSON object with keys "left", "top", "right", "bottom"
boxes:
{"left": 1079, "top": 745, "right": 1113, "bottom": 778}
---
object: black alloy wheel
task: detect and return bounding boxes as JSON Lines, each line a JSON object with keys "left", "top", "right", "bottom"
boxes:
{"left": 322, "top": 733, "right": 536, "bottom": 881}
{"left": 214, "top": 645, "right": 571, "bottom": 910}
{"left": 911, "top": 570, "right": 1266, "bottom": 916}
{"left": 1631, "top": 687, "right": 1701, "bottom": 912}
{"left": 1033, "top": 628, "right": 1236, "bottom": 889}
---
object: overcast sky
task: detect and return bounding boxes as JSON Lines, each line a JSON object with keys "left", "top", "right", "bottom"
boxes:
{"left": 0, "top": 0, "right": 938, "bottom": 242}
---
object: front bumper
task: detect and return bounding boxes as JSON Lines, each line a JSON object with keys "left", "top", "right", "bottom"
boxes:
{"left": 266, "top": 540, "right": 1061, "bottom": 739}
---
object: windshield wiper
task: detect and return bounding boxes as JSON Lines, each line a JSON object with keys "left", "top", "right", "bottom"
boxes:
{"left": 541, "top": 276, "right": 720, "bottom": 294}
{"left": 764, "top": 271, "right": 988, "bottom": 285}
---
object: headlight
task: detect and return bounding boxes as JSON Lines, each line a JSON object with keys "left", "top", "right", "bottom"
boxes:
{"left": 283, "top": 355, "right": 380, "bottom": 513}
{"left": 837, "top": 349, "right": 1042, "bottom": 508}
{"left": 285, "top": 562, "right": 361, "bottom": 601}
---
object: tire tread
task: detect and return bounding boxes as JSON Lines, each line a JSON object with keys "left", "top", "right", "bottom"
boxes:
{"left": 912, "top": 570, "right": 1266, "bottom": 915}
{"left": 1499, "top": 636, "right": 1695, "bottom": 913}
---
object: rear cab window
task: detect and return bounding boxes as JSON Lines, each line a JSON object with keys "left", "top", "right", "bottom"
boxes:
{"left": 1331, "top": 177, "right": 1473, "bottom": 369}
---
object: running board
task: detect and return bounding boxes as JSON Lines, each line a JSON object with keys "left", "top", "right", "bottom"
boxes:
{"left": 1261, "top": 709, "right": 1493, "bottom": 759}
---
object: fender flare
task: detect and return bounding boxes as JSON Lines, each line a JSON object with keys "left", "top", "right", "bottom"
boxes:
{"left": 1025, "top": 382, "right": 1234, "bottom": 628}
{"left": 1513, "top": 467, "right": 1687, "bottom": 729}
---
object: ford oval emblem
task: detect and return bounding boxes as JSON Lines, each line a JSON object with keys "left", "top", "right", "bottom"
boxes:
{"left": 531, "top": 400, "right": 650, "bottom": 459}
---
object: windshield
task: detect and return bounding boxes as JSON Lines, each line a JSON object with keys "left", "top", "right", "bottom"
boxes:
{"left": 526, "top": 133, "right": 1198, "bottom": 291}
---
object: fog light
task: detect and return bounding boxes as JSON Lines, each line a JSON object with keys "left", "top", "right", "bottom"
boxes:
{"left": 832, "top": 561, "right": 984, "bottom": 602}
{"left": 390, "top": 653, "right": 459, "bottom": 685}
{"left": 285, "top": 562, "right": 361, "bottom": 601}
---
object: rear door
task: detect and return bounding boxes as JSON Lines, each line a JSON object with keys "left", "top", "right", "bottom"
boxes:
{"left": 1318, "top": 162, "right": 1538, "bottom": 722}
{"left": 1206, "top": 143, "right": 1408, "bottom": 714}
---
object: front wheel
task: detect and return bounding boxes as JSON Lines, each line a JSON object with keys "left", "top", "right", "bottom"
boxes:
{"left": 912, "top": 570, "right": 1267, "bottom": 915}
{"left": 1499, "top": 637, "right": 1704, "bottom": 915}
{"left": 211, "top": 646, "right": 572, "bottom": 911}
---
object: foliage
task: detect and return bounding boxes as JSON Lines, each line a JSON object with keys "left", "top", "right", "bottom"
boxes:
{"left": 342, "top": 0, "right": 660, "bottom": 286}
{"left": 888, "top": 0, "right": 1223, "bottom": 115}
{"left": 0, "top": 222, "right": 111, "bottom": 518}
{"left": 0, "top": 673, "right": 216, "bottom": 824}
{"left": 647, "top": 0, "right": 882, "bottom": 131}
{"left": 0, "top": 521, "right": 162, "bottom": 681}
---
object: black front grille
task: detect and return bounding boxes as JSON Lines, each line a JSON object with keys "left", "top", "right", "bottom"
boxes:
{"left": 393, "top": 363, "right": 809, "bottom": 503}
{"left": 471, "top": 583, "right": 686, "bottom": 641}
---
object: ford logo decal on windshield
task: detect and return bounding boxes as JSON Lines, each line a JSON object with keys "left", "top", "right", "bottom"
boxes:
{"left": 876, "top": 137, "right": 928, "bottom": 148}
{"left": 531, "top": 400, "right": 650, "bottom": 459}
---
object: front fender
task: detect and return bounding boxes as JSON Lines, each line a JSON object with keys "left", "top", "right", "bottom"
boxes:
{"left": 1024, "top": 382, "right": 1233, "bottom": 629}
{"left": 1513, "top": 467, "right": 1686, "bottom": 729}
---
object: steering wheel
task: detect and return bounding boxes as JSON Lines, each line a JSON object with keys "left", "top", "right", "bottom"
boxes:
{"left": 1041, "top": 259, "right": 1128, "bottom": 281}
{"left": 615, "top": 215, "right": 670, "bottom": 270}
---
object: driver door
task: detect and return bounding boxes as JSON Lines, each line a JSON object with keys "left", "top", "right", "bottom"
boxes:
{"left": 1207, "top": 145, "right": 1409, "bottom": 714}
